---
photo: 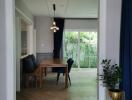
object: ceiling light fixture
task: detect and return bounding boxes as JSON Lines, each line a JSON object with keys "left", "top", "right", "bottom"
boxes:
{"left": 50, "top": 4, "right": 59, "bottom": 33}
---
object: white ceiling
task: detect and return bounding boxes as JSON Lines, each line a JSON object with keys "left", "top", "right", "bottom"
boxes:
{"left": 22, "top": 0, "right": 98, "bottom": 18}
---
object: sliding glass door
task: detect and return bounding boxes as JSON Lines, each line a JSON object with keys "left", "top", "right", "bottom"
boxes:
{"left": 63, "top": 31, "right": 97, "bottom": 68}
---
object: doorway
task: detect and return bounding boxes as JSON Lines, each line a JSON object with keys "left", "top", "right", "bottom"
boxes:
{"left": 63, "top": 30, "right": 98, "bottom": 100}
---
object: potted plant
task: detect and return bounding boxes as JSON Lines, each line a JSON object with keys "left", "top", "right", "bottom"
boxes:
{"left": 99, "top": 59, "right": 123, "bottom": 100}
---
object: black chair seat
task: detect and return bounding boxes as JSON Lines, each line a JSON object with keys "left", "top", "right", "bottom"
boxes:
{"left": 53, "top": 58, "right": 74, "bottom": 85}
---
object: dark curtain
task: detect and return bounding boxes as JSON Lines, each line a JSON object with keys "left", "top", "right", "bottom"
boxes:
{"left": 53, "top": 18, "right": 65, "bottom": 59}
{"left": 120, "top": 0, "right": 132, "bottom": 99}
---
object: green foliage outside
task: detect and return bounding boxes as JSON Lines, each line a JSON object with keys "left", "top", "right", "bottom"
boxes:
{"left": 63, "top": 31, "right": 97, "bottom": 68}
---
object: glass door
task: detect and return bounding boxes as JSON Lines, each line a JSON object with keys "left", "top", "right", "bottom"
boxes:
{"left": 63, "top": 31, "right": 97, "bottom": 69}
{"left": 63, "top": 31, "right": 78, "bottom": 68}
{"left": 79, "top": 32, "right": 97, "bottom": 68}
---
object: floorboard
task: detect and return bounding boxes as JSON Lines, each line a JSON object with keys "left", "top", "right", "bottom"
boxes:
{"left": 16, "top": 69, "right": 97, "bottom": 100}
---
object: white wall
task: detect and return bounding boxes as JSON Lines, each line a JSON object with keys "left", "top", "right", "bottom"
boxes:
{"left": 0, "top": 0, "right": 15, "bottom": 100}
{"left": 65, "top": 19, "right": 98, "bottom": 31}
{"left": 99, "top": 0, "right": 122, "bottom": 99}
{"left": 35, "top": 16, "right": 53, "bottom": 53}
{"left": 15, "top": 1, "right": 34, "bottom": 91}
{"left": 27, "top": 25, "right": 35, "bottom": 54}
{"left": 15, "top": 13, "right": 21, "bottom": 92}
{"left": 105, "top": 0, "right": 122, "bottom": 64}
{"left": 15, "top": 0, "right": 33, "bottom": 22}
{"left": 98, "top": 0, "right": 107, "bottom": 99}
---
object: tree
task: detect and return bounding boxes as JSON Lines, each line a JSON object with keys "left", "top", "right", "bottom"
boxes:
{"left": 64, "top": 31, "right": 97, "bottom": 68}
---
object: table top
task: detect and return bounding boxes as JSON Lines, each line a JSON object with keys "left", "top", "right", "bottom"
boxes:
{"left": 39, "top": 59, "right": 67, "bottom": 67}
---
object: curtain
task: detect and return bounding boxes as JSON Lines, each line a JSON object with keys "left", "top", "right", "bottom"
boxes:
{"left": 53, "top": 18, "right": 65, "bottom": 58}
{"left": 120, "top": 0, "right": 132, "bottom": 99}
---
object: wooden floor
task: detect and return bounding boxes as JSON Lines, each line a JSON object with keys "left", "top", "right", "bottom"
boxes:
{"left": 17, "top": 69, "right": 97, "bottom": 100}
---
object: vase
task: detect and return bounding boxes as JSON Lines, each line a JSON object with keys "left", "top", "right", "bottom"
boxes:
{"left": 108, "top": 89, "right": 123, "bottom": 100}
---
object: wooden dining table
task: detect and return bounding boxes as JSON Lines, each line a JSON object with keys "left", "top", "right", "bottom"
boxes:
{"left": 39, "top": 59, "right": 68, "bottom": 88}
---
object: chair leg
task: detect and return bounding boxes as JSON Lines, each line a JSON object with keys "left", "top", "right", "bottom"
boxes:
{"left": 35, "top": 76, "right": 38, "bottom": 88}
{"left": 44, "top": 67, "right": 47, "bottom": 76}
{"left": 68, "top": 74, "right": 71, "bottom": 86}
{"left": 34, "top": 76, "right": 38, "bottom": 88}
{"left": 57, "top": 73, "right": 60, "bottom": 85}
{"left": 26, "top": 74, "right": 29, "bottom": 88}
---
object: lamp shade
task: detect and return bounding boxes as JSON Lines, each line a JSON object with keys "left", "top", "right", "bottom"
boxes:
{"left": 50, "top": 21, "right": 59, "bottom": 32}
{"left": 50, "top": 4, "right": 59, "bottom": 33}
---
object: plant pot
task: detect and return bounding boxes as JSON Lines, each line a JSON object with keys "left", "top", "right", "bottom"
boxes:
{"left": 108, "top": 89, "right": 123, "bottom": 100}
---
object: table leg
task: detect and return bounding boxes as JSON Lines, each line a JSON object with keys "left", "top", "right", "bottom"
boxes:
{"left": 40, "top": 67, "right": 43, "bottom": 88}
{"left": 44, "top": 67, "right": 47, "bottom": 76}
{"left": 65, "top": 66, "right": 68, "bottom": 88}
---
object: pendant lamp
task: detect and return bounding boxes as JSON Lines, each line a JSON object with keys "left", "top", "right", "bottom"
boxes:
{"left": 50, "top": 4, "right": 59, "bottom": 33}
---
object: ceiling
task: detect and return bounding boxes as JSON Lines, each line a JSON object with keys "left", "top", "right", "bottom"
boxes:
{"left": 22, "top": 0, "right": 98, "bottom": 18}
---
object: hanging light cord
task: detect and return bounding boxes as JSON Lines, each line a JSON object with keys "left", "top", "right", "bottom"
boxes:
{"left": 50, "top": 3, "right": 59, "bottom": 32}
{"left": 53, "top": 4, "right": 56, "bottom": 17}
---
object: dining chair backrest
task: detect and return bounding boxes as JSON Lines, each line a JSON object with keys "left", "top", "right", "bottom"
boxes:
{"left": 29, "top": 54, "right": 38, "bottom": 69}
{"left": 67, "top": 58, "right": 74, "bottom": 73}
{"left": 22, "top": 54, "right": 38, "bottom": 73}
{"left": 22, "top": 56, "right": 35, "bottom": 73}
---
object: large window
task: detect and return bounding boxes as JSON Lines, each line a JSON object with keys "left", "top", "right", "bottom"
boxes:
{"left": 63, "top": 31, "right": 97, "bottom": 68}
